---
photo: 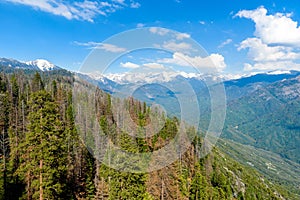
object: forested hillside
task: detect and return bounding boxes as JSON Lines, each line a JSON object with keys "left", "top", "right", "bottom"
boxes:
{"left": 0, "top": 69, "right": 294, "bottom": 199}
{"left": 223, "top": 75, "right": 300, "bottom": 163}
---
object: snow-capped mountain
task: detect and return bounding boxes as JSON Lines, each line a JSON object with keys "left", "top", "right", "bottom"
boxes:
{"left": 0, "top": 58, "right": 40, "bottom": 70}
{"left": 94, "top": 70, "right": 292, "bottom": 85}
{"left": 103, "top": 71, "right": 241, "bottom": 85}
{"left": 26, "top": 59, "right": 59, "bottom": 71}
{"left": 79, "top": 69, "right": 300, "bottom": 100}
{"left": 0, "top": 58, "right": 61, "bottom": 71}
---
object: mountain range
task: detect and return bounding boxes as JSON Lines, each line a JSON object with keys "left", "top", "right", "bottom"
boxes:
{"left": 2, "top": 59, "right": 300, "bottom": 160}
{"left": 0, "top": 58, "right": 61, "bottom": 71}
{"left": 1, "top": 57, "right": 300, "bottom": 198}
{"left": 2, "top": 58, "right": 300, "bottom": 160}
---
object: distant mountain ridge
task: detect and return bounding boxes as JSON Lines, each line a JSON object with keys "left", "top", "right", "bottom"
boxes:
{"left": 0, "top": 57, "right": 61, "bottom": 71}
{"left": 2, "top": 57, "right": 300, "bottom": 86}
{"left": 82, "top": 69, "right": 300, "bottom": 104}
{"left": 80, "top": 66, "right": 300, "bottom": 166}
{"left": 25, "top": 59, "right": 60, "bottom": 71}
{"left": 225, "top": 70, "right": 300, "bottom": 87}
{"left": 1, "top": 57, "right": 299, "bottom": 198}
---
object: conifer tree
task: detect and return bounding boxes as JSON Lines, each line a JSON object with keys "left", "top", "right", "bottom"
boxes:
{"left": 18, "top": 90, "right": 67, "bottom": 199}
{"left": 31, "top": 72, "right": 44, "bottom": 92}
{"left": 190, "top": 163, "right": 208, "bottom": 200}
{"left": 0, "top": 76, "right": 9, "bottom": 199}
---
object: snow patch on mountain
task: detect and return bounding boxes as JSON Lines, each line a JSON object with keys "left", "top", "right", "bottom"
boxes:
{"left": 103, "top": 71, "right": 245, "bottom": 84}
{"left": 266, "top": 70, "right": 292, "bottom": 75}
{"left": 82, "top": 71, "right": 107, "bottom": 82}
{"left": 105, "top": 71, "right": 182, "bottom": 84}
{"left": 26, "top": 59, "right": 57, "bottom": 71}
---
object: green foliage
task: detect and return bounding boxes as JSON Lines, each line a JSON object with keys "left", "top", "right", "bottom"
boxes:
{"left": 11, "top": 75, "right": 19, "bottom": 106}
{"left": 31, "top": 72, "right": 44, "bottom": 92}
{"left": 223, "top": 79, "right": 300, "bottom": 164}
{"left": 0, "top": 70, "right": 295, "bottom": 200}
{"left": 189, "top": 165, "right": 208, "bottom": 200}
{"left": 52, "top": 80, "right": 57, "bottom": 97}
{"left": 0, "top": 75, "right": 7, "bottom": 92}
{"left": 0, "top": 86, "right": 9, "bottom": 199}
{"left": 143, "top": 192, "right": 154, "bottom": 200}
{"left": 17, "top": 90, "right": 67, "bottom": 199}
{"left": 108, "top": 169, "right": 147, "bottom": 200}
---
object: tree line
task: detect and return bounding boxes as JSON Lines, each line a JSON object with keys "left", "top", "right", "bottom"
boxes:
{"left": 0, "top": 70, "right": 290, "bottom": 199}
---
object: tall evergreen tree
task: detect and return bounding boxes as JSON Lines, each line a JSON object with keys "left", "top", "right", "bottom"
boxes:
{"left": 189, "top": 163, "right": 208, "bottom": 200}
{"left": 0, "top": 76, "right": 9, "bottom": 199}
{"left": 17, "top": 90, "right": 67, "bottom": 199}
{"left": 31, "top": 72, "right": 44, "bottom": 92}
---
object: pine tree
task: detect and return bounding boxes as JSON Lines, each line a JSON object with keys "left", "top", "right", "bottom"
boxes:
{"left": 17, "top": 90, "right": 67, "bottom": 199}
{"left": 51, "top": 80, "right": 57, "bottom": 98}
{"left": 189, "top": 163, "right": 208, "bottom": 200}
{"left": 0, "top": 76, "right": 9, "bottom": 199}
{"left": 101, "top": 132, "right": 148, "bottom": 200}
{"left": 31, "top": 72, "right": 44, "bottom": 92}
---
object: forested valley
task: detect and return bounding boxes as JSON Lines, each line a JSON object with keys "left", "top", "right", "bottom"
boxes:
{"left": 0, "top": 68, "right": 294, "bottom": 199}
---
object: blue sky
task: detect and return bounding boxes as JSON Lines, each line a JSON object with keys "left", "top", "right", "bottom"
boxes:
{"left": 1, "top": 0, "right": 300, "bottom": 75}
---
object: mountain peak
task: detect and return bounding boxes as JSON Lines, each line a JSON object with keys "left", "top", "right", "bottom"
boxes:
{"left": 0, "top": 57, "right": 60, "bottom": 71}
{"left": 26, "top": 59, "right": 57, "bottom": 71}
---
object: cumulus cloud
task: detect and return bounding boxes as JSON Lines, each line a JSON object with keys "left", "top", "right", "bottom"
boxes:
{"left": 236, "top": 6, "right": 300, "bottom": 47}
{"left": 73, "top": 41, "right": 127, "bottom": 52}
{"left": 112, "top": 0, "right": 126, "bottom": 5}
{"left": 121, "top": 62, "right": 139, "bottom": 68}
{"left": 149, "top": 28, "right": 191, "bottom": 53}
{"left": 243, "top": 61, "right": 300, "bottom": 71}
{"left": 159, "top": 52, "right": 226, "bottom": 72}
{"left": 5, "top": 0, "right": 141, "bottom": 22}
{"left": 176, "top": 33, "right": 191, "bottom": 40}
{"left": 130, "top": 1, "right": 141, "bottom": 8}
{"left": 161, "top": 41, "right": 192, "bottom": 53}
{"left": 143, "top": 63, "right": 165, "bottom": 69}
{"left": 149, "top": 27, "right": 170, "bottom": 36}
{"left": 238, "top": 38, "right": 300, "bottom": 62}
{"left": 236, "top": 6, "right": 300, "bottom": 71}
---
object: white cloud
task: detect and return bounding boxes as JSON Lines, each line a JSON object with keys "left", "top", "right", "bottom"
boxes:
{"left": 243, "top": 61, "right": 300, "bottom": 71}
{"left": 161, "top": 41, "right": 192, "bottom": 53}
{"left": 236, "top": 6, "right": 300, "bottom": 72}
{"left": 159, "top": 52, "right": 226, "bottom": 71}
{"left": 112, "top": 0, "right": 126, "bottom": 5}
{"left": 130, "top": 1, "right": 141, "bottom": 8}
{"left": 218, "top": 39, "right": 233, "bottom": 48}
{"left": 6, "top": 0, "right": 75, "bottom": 19}
{"left": 96, "top": 43, "right": 127, "bottom": 52}
{"left": 73, "top": 41, "right": 98, "bottom": 47}
{"left": 199, "top": 21, "right": 205, "bottom": 25}
{"left": 176, "top": 33, "right": 191, "bottom": 40}
{"left": 149, "top": 27, "right": 170, "bottom": 36}
{"left": 74, "top": 41, "right": 127, "bottom": 52}
{"left": 120, "top": 62, "right": 166, "bottom": 70}
{"left": 236, "top": 6, "right": 300, "bottom": 46}
{"left": 121, "top": 62, "right": 139, "bottom": 68}
{"left": 238, "top": 38, "right": 300, "bottom": 62}
{"left": 149, "top": 28, "right": 190, "bottom": 44}
{"left": 136, "top": 23, "right": 145, "bottom": 28}
{"left": 143, "top": 63, "right": 165, "bottom": 69}
{"left": 5, "top": 0, "right": 141, "bottom": 22}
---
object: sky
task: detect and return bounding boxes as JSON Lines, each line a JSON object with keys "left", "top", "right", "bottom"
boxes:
{"left": 1, "top": 0, "right": 300, "bottom": 75}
